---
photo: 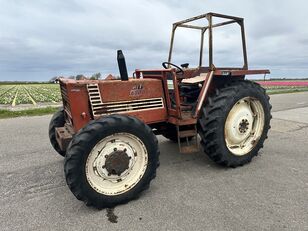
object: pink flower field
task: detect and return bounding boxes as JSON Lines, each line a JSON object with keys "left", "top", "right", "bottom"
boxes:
{"left": 256, "top": 81, "right": 308, "bottom": 86}
{"left": 254, "top": 80, "right": 308, "bottom": 94}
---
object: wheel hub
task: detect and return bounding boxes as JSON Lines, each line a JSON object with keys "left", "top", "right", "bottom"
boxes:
{"left": 104, "top": 149, "right": 131, "bottom": 176}
{"left": 224, "top": 97, "right": 265, "bottom": 156}
{"left": 92, "top": 139, "right": 135, "bottom": 181}
{"left": 225, "top": 100, "right": 253, "bottom": 144}
{"left": 238, "top": 119, "right": 249, "bottom": 133}
{"left": 85, "top": 133, "right": 148, "bottom": 196}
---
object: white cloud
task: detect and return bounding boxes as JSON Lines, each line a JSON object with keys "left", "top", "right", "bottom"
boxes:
{"left": 0, "top": 0, "right": 307, "bottom": 80}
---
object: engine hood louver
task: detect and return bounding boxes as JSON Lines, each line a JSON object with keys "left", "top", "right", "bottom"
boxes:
{"left": 87, "top": 84, "right": 164, "bottom": 117}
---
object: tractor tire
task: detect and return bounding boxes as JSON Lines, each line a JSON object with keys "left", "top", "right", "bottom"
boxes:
{"left": 162, "top": 124, "right": 193, "bottom": 143}
{"left": 198, "top": 80, "right": 271, "bottom": 167}
{"left": 64, "top": 115, "right": 159, "bottom": 209}
{"left": 49, "top": 108, "right": 66, "bottom": 157}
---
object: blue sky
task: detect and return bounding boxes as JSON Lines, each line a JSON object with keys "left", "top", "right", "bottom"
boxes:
{"left": 0, "top": 0, "right": 307, "bottom": 81}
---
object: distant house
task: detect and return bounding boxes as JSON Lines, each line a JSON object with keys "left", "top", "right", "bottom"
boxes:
{"left": 49, "top": 76, "right": 60, "bottom": 83}
{"left": 105, "top": 74, "right": 116, "bottom": 80}
{"left": 76, "top": 74, "right": 88, "bottom": 80}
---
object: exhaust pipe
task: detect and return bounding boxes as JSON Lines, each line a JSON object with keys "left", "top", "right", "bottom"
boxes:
{"left": 117, "top": 50, "right": 128, "bottom": 81}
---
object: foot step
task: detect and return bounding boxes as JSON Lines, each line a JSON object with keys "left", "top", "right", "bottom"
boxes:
{"left": 178, "top": 129, "right": 196, "bottom": 138}
{"left": 180, "top": 145, "right": 199, "bottom": 153}
{"left": 177, "top": 125, "right": 199, "bottom": 153}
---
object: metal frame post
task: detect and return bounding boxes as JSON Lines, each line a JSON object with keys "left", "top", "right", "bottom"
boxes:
{"left": 167, "top": 25, "right": 177, "bottom": 64}
{"left": 199, "top": 28, "right": 207, "bottom": 67}
{"left": 207, "top": 14, "right": 213, "bottom": 68}
{"left": 239, "top": 20, "right": 248, "bottom": 69}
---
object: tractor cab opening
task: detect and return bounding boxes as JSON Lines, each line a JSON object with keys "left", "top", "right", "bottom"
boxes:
{"left": 135, "top": 13, "right": 269, "bottom": 122}
{"left": 133, "top": 13, "right": 270, "bottom": 152}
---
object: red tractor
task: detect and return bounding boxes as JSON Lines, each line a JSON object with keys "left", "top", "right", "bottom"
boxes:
{"left": 49, "top": 13, "right": 271, "bottom": 208}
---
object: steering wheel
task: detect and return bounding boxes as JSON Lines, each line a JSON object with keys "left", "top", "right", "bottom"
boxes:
{"left": 162, "top": 62, "right": 184, "bottom": 75}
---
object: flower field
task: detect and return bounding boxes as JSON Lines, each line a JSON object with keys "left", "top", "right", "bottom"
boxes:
{"left": 256, "top": 81, "right": 308, "bottom": 87}
{"left": 257, "top": 80, "right": 308, "bottom": 94}
{"left": 0, "top": 84, "right": 61, "bottom": 106}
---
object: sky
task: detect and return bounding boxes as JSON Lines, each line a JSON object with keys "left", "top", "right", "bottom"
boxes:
{"left": 0, "top": 0, "right": 307, "bottom": 81}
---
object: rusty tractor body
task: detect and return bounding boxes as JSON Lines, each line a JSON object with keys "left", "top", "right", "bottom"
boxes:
{"left": 49, "top": 13, "right": 271, "bottom": 208}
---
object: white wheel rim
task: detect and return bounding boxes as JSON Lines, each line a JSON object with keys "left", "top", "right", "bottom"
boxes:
{"left": 85, "top": 133, "right": 148, "bottom": 196}
{"left": 224, "top": 97, "right": 265, "bottom": 156}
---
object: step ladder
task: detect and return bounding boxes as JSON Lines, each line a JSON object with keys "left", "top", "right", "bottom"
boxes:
{"left": 176, "top": 125, "right": 199, "bottom": 153}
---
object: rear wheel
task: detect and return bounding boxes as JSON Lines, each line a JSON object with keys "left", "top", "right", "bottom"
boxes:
{"left": 198, "top": 80, "right": 271, "bottom": 167}
{"left": 49, "top": 108, "right": 66, "bottom": 157}
{"left": 64, "top": 115, "right": 159, "bottom": 208}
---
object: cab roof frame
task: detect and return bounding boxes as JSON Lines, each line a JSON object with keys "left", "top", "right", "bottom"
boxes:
{"left": 167, "top": 12, "right": 248, "bottom": 70}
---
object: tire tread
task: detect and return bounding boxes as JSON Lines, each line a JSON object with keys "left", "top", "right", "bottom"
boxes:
{"left": 198, "top": 79, "right": 272, "bottom": 167}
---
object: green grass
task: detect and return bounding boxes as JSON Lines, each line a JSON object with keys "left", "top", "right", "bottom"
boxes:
{"left": 266, "top": 87, "right": 308, "bottom": 95}
{"left": 0, "top": 107, "right": 59, "bottom": 119}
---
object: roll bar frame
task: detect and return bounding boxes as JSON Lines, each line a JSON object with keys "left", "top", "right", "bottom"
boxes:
{"left": 167, "top": 12, "right": 248, "bottom": 70}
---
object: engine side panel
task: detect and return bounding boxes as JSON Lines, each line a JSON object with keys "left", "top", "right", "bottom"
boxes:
{"left": 93, "top": 79, "right": 168, "bottom": 124}
{"left": 61, "top": 82, "right": 92, "bottom": 132}
{"left": 98, "top": 79, "right": 163, "bottom": 102}
{"left": 60, "top": 78, "right": 168, "bottom": 132}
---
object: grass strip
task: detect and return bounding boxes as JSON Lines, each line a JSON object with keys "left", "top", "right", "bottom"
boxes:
{"left": 266, "top": 88, "right": 308, "bottom": 95}
{"left": 0, "top": 107, "right": 59, "bottom": 119}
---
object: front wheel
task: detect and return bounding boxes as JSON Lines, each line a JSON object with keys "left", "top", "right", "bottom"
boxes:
{"left": 49, "top": 108, "right": 66, "bottom": 157}
{"left": 64, "top": 115, "right": 159, "bottom": 208}
{"left": 198, "top": 80, "right": 272, "bottom": 167}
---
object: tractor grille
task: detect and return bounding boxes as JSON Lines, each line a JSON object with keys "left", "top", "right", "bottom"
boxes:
{"left": 87, "top": 84, "right": 164, "bottom": 117}
{"left": 87, "top": 84, "right": 103, "bottom": 116}
{"left": 60, "top": 83, "right": 71, "bottom": 117}
{"left": 91, "top": 98, "right": 164, "bottom": 116}
{"left": 92, "top": 98, "right": 164, "bottom": 116}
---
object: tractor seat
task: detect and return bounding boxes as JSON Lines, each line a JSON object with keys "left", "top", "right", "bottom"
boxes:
{"left": 181, "top": 73, "right": 207, "bottom": 84}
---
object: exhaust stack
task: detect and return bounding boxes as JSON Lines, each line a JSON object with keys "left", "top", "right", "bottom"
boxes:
{"left": 117, "top": 50, "right": 129, "bottom": 81}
